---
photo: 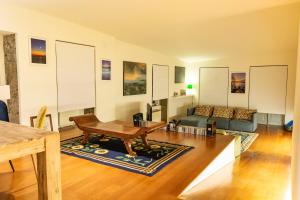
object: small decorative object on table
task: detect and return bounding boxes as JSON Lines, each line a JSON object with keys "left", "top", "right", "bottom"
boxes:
{"left": 133, "top": 113, "right": 143, "bottom": 127}
{"left": 167, "top": 120, "right": 181, "bottom": 132}
{"left": 206, "top": 121, "right": 216, "bottom": 137}
{"left": 139, "top": 120, "right": 149, "bottom": 127}
{"left": 167, "top": 121, "right": 176, "bottom": 132}
{"left": 180, "top": 89, "right": 186, "bottom": 96}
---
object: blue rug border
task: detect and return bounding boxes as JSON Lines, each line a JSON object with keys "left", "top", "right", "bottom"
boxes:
{"left": 61, "top": 136, "right": 194, "bottom": 177}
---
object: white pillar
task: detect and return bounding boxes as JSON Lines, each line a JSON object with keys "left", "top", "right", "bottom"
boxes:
{"left": 292, "top": 33, "right": 300, "bottom": 200}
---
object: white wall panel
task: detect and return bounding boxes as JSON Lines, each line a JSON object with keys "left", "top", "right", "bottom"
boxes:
{"left": 249, "top": 66, "right": 287, "bottom": 114}
{"left": 152, "top": 65, "right": 169, "bottom": 100}
{"left": 56, "top": 41, "right": 95, "bottom": 112}
{"left": 199, "top": 67, "right": 229, "bottom": 106}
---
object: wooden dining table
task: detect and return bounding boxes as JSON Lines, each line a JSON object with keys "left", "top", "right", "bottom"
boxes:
{"left": 0, "top": 121, "right": 62, "bottom": 200}
{"left": 70, "top": 114, "right": 166, "bottom": 157}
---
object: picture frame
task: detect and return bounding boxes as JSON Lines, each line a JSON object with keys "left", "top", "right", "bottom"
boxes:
{"left": 29, "top": 37, "right": 47, "bottom": 65}
{"left": 231, "top": 72, "right": 246, "bottom": 94}
{"left": 123, "top": 61, "right": 147, "bottom": 96}
{"left": 175, "top": 66, "right": 185, "bottom": 83}
{"left": 30, "top": 114, "right": 53, "bottom": 131}
{"left": 101, "top": 59, "right": 111, "bottom": 80}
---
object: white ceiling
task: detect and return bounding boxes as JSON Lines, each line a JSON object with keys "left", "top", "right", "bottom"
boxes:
{"left": 7, "top": 0, "right": 300, "bottom": 62}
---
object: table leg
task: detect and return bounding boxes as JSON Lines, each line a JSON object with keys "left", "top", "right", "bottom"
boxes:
{"left": 37, "top": 133, "right": 62, "bottom": 200}
{"left": 141, "top": 135, "right": 150, "bottom": 148}
{"left": 123, "top": 139, "right": 137, "bottom": 157}
{"left": 81, "top": 131, "right": 90, "bottom": 144}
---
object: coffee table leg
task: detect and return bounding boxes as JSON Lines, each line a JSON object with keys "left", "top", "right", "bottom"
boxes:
{"left": 141, "top": 135, "right": 150, "bottom": 148}
{"left": 123, "top": 139, "right": 137, "bottom": 157}
{"left": 81, "top": 131, "right": 90, "bottom": 144}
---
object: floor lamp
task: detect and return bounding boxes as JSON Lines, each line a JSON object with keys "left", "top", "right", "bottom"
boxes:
{"left": 0, "top": 85, "right": 15, "bottom": 172}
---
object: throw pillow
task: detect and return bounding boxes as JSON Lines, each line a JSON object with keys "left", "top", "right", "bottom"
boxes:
{"left": 194, "top": 105, "right": 214, "bottom": 117}
{"left": 234, "top": 108, "right": 256, "bottom": 121}
{"left": 212, "top": 106, "right": 234, "bottom": 119}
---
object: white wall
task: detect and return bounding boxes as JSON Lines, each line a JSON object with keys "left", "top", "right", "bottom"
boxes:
{"left": 291, "top": 20, "right": 300, "bottom": 200}
{"left": 0, "top": 34, "right": 5, "bottom": 85}
{"left": 188, "top": 51, "right": 297, "bottom": 122}
{"left": 0, "top": 4, "right": 186, "bottom": 130}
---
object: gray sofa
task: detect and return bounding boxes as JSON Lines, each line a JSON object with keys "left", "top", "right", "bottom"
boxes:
{"left": 180, "top": 106, "right": 258, "bottom": 132}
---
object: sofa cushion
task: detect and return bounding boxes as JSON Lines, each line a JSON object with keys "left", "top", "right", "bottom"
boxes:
{"left": 194, "top": 105, "right": 213, "bottom": 117}
{"left": 180, "top": 115, "right": 209, "bottom": 128}
{"left": 229, "top": 119, "right": 255, "bottom": 132}
{"left": 212, "top": 106, "right": 234, "bottom": 119}
{"left": 234, "top": 108, "right": 256, "bottom": 121}
{"left": 208, "top": 117, "right": 230, "bottom": 130}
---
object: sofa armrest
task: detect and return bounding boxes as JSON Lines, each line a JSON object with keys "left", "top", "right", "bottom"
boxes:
{"left": 251, "top": 112, "right": 258, "bottom": 131}
{"left": 187, "top": 107, "right": 195, "bottom": 116}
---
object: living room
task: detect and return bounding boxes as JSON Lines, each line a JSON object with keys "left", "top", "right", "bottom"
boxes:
{"left": 1, "top": 1, "right": 300, "bottom": 200}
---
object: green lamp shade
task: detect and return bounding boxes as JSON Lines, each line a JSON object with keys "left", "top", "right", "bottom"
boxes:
{"left": 187, "top": 84, "right": 193, "bottom": 89}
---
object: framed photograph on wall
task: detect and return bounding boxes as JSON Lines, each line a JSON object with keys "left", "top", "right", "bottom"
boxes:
{"left": 101, "top": 59, "right": 111, "bottom": 80}
{"left": 231, "top": 72, "right": 246, "bottom": 93}
{"left": 29, "top": 37, "right": 47, "bottom": 64}
{"left": 123, "top": 61, "right": 146, "bottom": 96}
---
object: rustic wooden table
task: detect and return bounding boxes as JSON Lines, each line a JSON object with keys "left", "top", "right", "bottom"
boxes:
{"left": 0, "top": 121, "right": 61, "bottom": 200}
{"left": 70, "top": 114, "right": 166, "bottom": 157}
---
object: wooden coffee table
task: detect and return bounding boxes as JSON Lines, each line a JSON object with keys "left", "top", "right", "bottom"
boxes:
{"left": 70, "top": 114, "right": 166, "bottom": 157}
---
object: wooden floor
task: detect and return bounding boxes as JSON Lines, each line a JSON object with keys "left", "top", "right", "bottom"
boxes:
{"left": 0, "top": 125, "right": 292, "bottom": 200}
{"left": 186, "top": 125, "right": 292, "bottom": 200}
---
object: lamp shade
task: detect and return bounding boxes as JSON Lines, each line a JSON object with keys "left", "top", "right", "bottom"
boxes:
{"left": 187, "top": 84, "right": 193, "bottom": 89}
{"left": 0, "top": 85, "right": 11, "bottom": 100}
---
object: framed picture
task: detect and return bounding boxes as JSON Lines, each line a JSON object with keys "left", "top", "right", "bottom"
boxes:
{"left": 231, "top": 72, "right": 246, "bottom": 93}
{"left": 123, "top": 61, "right": 146, "bottom": 96}
{"left": 101, "top": 60, "right": 111, "bottom": 80}
{"left": 175, "top": 66, "right": 185, "bottom": 83}
{"left": 29, "top": 37, "right": 47, "bottom": 64}
{"left": 30, "top": 114, "right": 53, "bottom": 131}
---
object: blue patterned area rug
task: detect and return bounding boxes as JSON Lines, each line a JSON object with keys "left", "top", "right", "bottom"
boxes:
{"left": 61, "top": 135, "right": 193, "bottom": 176}
{"left": 225, "top": 130, "right": 258, "bottom": 152}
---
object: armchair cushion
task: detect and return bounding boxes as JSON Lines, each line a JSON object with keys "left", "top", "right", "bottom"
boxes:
{"left": 194, "top": 105, "right": 214, "bottom": 117}
{"left": 230, "top": 119, "right": 256, "bottom": 132}
{"left": 180, "top": 115, "right": 209, "bottom": 128}
{"left": 234, "top": 108, "right": 257, "bottom": 121}
{"left": 208, "top": 117, "right": 230, "bottom": 130}
{"left": 187, "top": 107, "right": 196, "bottom": 116}
{"left": 212, "top": 106, "right": 234, "bottom": 119}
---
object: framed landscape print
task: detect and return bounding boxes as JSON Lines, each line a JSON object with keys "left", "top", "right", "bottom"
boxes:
{"left": 231, "top": 72, "right": 246, "bottom": 93}
{"left": 123, "top": 61, "right": 146, "bottom": 96}
{"left": 30, "top": 37, "right": 47, "bottom": 64}
{"left": 102, "top": 60, "right": 111, "bottom": 80}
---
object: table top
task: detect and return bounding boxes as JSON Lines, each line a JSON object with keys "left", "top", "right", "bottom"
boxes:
{"left": 0, "top": 121, "right": 52, "bottom": 148}
{"left": 79, "top": 120, "right": 166, "bottom": 137}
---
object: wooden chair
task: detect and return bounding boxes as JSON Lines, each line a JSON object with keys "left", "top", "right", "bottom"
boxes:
{"left": 0, "top": 100, "right": 15, "bottom": 172}
{"left": 29, "top": 106, "right": 53, "bottom": 179}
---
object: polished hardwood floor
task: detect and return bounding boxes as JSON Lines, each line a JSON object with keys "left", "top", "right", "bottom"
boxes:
{"left": 186, "top": 125, "right": 292, "bottom": 200}
{"left": 0, "top": 125, "right": 292, "bottom": 200}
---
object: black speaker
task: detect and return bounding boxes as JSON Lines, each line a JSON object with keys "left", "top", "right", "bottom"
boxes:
{"left": 207, "top": 121, "right": 216, "bottom": 136}
{"left": 133, "top": 113, "right": 143, "bottom": 127}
